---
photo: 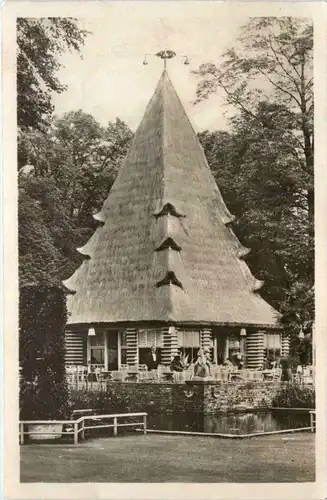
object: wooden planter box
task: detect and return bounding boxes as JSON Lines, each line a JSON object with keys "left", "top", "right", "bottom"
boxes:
{"left": 27, "top": 423, "right": 63, "bottom": 441}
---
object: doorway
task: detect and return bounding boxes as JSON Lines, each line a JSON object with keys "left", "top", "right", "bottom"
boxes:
{"left": 107, "top": 331, "right": 118, "bottom": 371}
{"left": 215, "top": 332, "right": 227, "bottom": 365}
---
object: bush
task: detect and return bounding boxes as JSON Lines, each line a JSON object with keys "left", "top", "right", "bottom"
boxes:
{"left": 272, "top": 383, "right": 315, "bottom": 408}
{"left": 20, "top": 378, "right": 71, "bottom": 420}
{"left": 70, "top": 388, "right": 133, "bottom": 415}
{"left": 280, "top": 357, "right": 290, "bottom": 369}
{"left": 19, "top": 284, "right": 70, "bottom": 420}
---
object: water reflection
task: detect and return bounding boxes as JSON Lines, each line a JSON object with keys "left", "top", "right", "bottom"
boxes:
{"left": 148, "top": 411, "right": 310, "bottom": 435}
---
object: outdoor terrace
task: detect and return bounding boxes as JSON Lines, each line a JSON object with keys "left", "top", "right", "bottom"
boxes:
{"left": 66, "top": 364, "right": 314, "bottom": 391}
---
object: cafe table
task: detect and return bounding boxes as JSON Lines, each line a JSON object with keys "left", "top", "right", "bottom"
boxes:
{"left": 262, "top": 370, "right": 274, "bottom": 381}
{"left": 229, "top": 371, "right": 243, "bottom": 382}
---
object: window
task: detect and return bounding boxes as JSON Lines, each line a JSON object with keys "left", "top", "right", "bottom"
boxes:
{"left": 138, "top": 329, "right": 163, "bottom": 365}
{"left": 264, "top": 333, "right": 281, "bottom": 363}
{"left": 138, "top": 330, "right": 163, "bottom": 348}
{"left": 89, "top": 335, "right": 105, "bottom": 365}
{"left": 178, "top": 330, "right": 201, "bottom": 363}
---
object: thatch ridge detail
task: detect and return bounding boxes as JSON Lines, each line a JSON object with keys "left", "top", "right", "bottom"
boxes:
{"left": 76, "top": 247, "right": 91, "bottom": 259}
{"left": 93, "top": 212, "right": 106, "bottom": 224}
{"left": 224, "top": 214, "right": 237, "bottom": 226}
{"left": 156, "top": 271, "right": 184, "bottom": 290}
{"left": 154, "top": 202, "right": 185, "bottom": 219}
{"left": 237, "top": 247, "right": 251, "bottom": 259}
{"left": 252, "top": 279, "right": 265, "bottom": 292}
{"left": 155, "top": 237, "right": 182, "bottom": 252}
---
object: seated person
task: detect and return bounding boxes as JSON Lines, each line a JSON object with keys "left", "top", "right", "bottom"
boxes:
{"left": 234, "top": 351, "right": 244, "bottom": 370}
{"left": 296, "top": 364, "right": 303, "bottom": 383}
{"left": 170, "top": 354, "right": 184, "bottom": 372}
{"left": 263, "top": 357, "right": 270, "bottom": 370}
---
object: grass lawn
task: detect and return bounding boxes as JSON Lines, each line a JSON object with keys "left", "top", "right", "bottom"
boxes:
{"left": 20, "top": 432, "right": 315, "bottom": 483}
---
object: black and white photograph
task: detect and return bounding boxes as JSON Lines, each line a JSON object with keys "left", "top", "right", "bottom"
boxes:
{"left": 2, "top": 1, "right": 327, "bottom": 498}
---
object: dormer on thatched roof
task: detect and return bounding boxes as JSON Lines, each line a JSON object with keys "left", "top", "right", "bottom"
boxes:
{"left": 64, "top": 70, "right": 279, "bottom": 328}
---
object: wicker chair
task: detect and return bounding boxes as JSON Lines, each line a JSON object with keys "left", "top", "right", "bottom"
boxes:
{"left": 253, "top": 371, "right": 264, "bottom": 382}
{"left": 138, "top": 364, "right": 148, "bottom": 372}
{"left": 220, "top": 370, "right": 230, "bottom": 382}
{"left": 158, "top": 365, "right": 175, "bottom": 381}
{"left": 271, "top": 368, "right": 282, "bottom": 381}
{"left": 212, "top": 369, "right": 223, "bottom": 381}
{"left": 141, "top": 370, "right": 157, "bottom": 382}
{"left": 157, "top": 364, "right": 168, "bottom": 377}
{"left": 174, "top": 371, "right": 186, "bottom": 382}
{"left": 185, "top": 367, "right": 194, "bottom": 381}
{"left": 241, "top": 370, "right": 253, "bottom": 382}
{"left": 65, "top": 366, "right": 77, "bottom": 386}
{"left": 111, "top": 370, "right": 127, "bottom": 382}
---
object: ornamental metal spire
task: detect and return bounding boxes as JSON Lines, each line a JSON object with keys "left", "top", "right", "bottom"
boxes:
{"left": 143, "top": 49, "right": 189, "bottom": 69}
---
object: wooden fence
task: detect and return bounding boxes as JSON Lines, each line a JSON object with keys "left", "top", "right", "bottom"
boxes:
{"left": 19, "top": 412, "right": 147, "bottom": 445}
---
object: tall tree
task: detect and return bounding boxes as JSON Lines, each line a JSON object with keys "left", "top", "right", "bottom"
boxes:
{"left": 194, "top": 17, "right": 313, "bottom": 224}
{"left": 195, "top": 17, "right": 314, "bottom": 341}
{"left": 17, "top": 17, "right": 88, "bottom": 131}
{"left": 199, "top": 108, "right": 312, "bottom": 304}
{"left": 19, "top": 111, "right": 133, "bottom": 285}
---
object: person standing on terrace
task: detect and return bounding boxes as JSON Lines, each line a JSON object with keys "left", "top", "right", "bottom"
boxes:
{"left": 145, "top": 345, "right": 161, "bottom": 370}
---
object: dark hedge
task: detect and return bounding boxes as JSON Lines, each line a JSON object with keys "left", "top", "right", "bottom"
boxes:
{"left": 19, "top": 284, "right": 70, "bottom": 419}
{"left": 271, "top": 383, "right": 315, "bottom": 409}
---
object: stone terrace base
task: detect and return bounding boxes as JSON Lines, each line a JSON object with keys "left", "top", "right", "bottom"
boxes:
{"left": 103, "top": 380, "right": 286, "bottom": 414}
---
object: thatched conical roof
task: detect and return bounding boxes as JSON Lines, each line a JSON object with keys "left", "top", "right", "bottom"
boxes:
{"left": 64, "top": 70, "right": 279, "bottom": 328}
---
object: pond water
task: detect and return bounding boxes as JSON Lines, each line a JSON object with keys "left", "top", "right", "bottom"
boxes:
{"left": 26, "top": 410, "right": 311, "bottom": 444}
{"left": 147, "top": 410, "right": 311, "bottom": 435}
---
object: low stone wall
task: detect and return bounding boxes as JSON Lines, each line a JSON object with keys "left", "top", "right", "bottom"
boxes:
{"left": 198, "top": 380, "right": 283, "bottom": 413}
{"left": 100, "top": 380, "right": 286, "bottom": 414}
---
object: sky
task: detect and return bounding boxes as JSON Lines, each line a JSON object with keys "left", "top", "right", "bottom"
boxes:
{"left": 52, "top": 6, "right": 249, "bottom": 133}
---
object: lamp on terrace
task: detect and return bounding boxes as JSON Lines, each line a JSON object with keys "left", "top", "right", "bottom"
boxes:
{"left": 88, "top": 327, "right": 96, "bottom": 337}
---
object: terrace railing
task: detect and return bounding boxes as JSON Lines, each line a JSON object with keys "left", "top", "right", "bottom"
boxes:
{"left": 65, "top": 365, "right": 314, "bottom": 390}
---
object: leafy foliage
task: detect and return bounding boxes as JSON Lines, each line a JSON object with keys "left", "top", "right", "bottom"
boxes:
{"left": 17, "top": 17, "right": 88, "bottom": 131}
{"left": 70, "top": 389, "right": 133, "bottom": 415}
{"left": 19, "top": 112, "right": 133, "bottom": 286}
{"left": 195, "top": 18, "right": 314, "bottom": 352}
{"left": 18, "top": 16, "right": 315, "bottom": 368}
{"left": 19, "top": 284, "right": 71, "bottom": 419}
{"left": 194, "top": 17, "right": 313, "bottom": 179}
{"left": 271, "top": 383, "right": 315, "bottom": 408}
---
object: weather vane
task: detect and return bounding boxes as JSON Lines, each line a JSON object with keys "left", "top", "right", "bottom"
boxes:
{"left": 143, "top": 49, "right": 189, "bottom": 69}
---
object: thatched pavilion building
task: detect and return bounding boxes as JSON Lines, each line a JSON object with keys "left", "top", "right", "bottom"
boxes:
{"left": 64, "top": 68, "right": 288, "bottom": 371}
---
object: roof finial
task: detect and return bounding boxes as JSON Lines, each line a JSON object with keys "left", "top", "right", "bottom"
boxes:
{"left": 143, "top": 50, "right": 190, "bottom": 70}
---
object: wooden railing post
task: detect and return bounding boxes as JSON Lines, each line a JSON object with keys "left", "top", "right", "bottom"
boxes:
{"left": 20, "top": 423, "right": 24, "bottom": 445}
{"left": 113, "top": 417, "right": 118, "bottom": 437}
{"left": 74, "top": 421, "right": 78, "bottom": 445}
{"left": 80, "top": 418, "right": 85, "bottom": 440}
{"left": 143, "top": 414, "right": 147, "bottom": 435}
